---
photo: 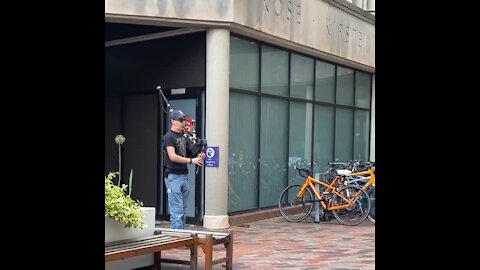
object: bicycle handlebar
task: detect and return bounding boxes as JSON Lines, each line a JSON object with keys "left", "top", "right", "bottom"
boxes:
{"left": 294, "top": 166, "right": 313, "bottom": 177}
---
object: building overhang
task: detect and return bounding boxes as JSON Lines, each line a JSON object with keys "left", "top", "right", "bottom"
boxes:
{"left": 105, "top": 0, "right": 375, "bottom": 73}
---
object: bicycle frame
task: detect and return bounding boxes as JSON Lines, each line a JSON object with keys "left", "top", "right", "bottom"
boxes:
{"left": 297, "top": 175, "right": 357, "bottom": 211}
{"left": 346, "top": 168, "right": 375, "bottom": 189}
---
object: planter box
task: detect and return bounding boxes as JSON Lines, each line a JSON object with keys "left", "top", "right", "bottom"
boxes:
{"left": 105, "top": 207, "right": 156, "bottom": 270}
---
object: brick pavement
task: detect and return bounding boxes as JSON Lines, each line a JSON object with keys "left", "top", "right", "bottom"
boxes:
{"left": 147, "top": 216, "right": 374, "bottom": 270}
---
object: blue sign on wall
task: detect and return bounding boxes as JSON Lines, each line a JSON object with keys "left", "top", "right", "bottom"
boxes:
{"left": 205, "top": 146, "right": 219, "bottom": 167}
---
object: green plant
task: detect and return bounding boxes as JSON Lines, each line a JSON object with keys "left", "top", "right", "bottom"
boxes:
{"left": 105, "top": 171, "right": 146, "bottom": 229}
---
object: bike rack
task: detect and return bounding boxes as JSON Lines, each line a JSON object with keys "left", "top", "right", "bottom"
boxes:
{"left": 313, "top": 172, "right": 329, "bottom": 223}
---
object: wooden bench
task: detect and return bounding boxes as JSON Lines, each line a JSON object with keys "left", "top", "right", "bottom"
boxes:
{"left": 155, "top": 228, "right": 233, "bottom": 270}
{"left": 105, "top": 233, "right": 198, "bottom": 270}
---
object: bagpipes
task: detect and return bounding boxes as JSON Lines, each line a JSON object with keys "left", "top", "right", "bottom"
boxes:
{"left": 157, "top": 86, "right": 207, "bottom": 159}
{"left": 182, "top": 117, "right": 208, "bottom": 158}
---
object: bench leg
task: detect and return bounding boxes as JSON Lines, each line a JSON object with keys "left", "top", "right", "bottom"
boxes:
{"left": 201, "top": 234, "right": 213, "bottom": 270}
{"left": 190, "top": 235, "right": 198, "bottom": 270}
{"left": 225, "top": 233, "right": 233, "bottom": 269}
{"left": 154, "top": 251, "right": 162, "bottom": 270}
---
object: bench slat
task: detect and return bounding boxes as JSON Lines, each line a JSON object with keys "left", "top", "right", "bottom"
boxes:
{"left": 105, "top": 235, "right": 195, "bottom": 262}
{"left": 106, "top": 235, "right": 187, "bottom": 252}
{"left": 106, "top": 234, "right": 174, "bottom": 246}
{"left": 156, "top": 228, "right": 230, "bottom": 237}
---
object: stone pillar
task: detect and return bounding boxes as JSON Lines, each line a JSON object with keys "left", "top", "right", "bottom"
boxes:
{"left": 203, "top": 28, "right": 230, "bottom": 229}
{"left": 367, "top": 0, "right": 375, "bottom": 11}
{"left": 369, "top": 74, "right": 375, "bottom": 161}
{"left": 352, "top": 0, "right": 363, "bottom": 8}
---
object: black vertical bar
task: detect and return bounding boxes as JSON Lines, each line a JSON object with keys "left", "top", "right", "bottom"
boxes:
{"left": 352, "top": 71, "right": 356, "bottom": 161}
{"left": 368, "top": 73, "right": 373, "bottom": 161}
{"left": 332, "top": 66, "right": 337, "bottom": 162}
{"left": 200, "top": 87, "right": 206, "bottom": 222}
{"left": 311, "top": 60, "right": 316, "bottom": 168}
{"left": 194, "top": 87, "right": 203, "bottom": 225}
{"left": 284, "top": 51, "right": 291, "bottom": 204}
{"left": 157, "top": 88, "right": 167, "bottom": 221}
{"left": 162, "top": 90, "right": 170, "bottom": 222}
{"left": 203, "top": 32, "right": 208, "bottom": 220}
{"left": 257, "top": 43, "right": 262, "bottom": 208}
{"left": 287, "top": 51, "right": 292, "bottom": 186}
{"left": 312, "top": 60, "right": 320, "bottom": 223}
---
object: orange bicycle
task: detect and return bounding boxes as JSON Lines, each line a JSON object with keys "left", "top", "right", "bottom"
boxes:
{"left": 341, "top": 161, "right": 375, "bottom": 223}
{"left": 278, "top": 166, "right": 371, "bottom": 226}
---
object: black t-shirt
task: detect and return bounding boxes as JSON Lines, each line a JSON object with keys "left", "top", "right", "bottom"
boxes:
{"left": 163, "top": 130, "right": 188, "bottom": 175}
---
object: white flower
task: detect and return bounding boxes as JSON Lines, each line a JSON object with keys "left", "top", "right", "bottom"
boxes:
{"left": 115, "top": 134, "right": 126, "bottom": 145}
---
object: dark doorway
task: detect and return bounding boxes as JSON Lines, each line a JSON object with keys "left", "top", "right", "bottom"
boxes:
{"left": 105, "top": 22, "right": 206, "bottom": 224}
{"left": 160, "top": 87, "right": 205, "bottom": 225}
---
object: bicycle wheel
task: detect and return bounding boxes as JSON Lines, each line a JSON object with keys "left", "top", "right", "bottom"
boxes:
{"left": 331, "top": 185, "right": 371, "bottom": 226}
{"left": 367, "top": 186, "right": 375, "bottom": 223}
{"left": 278, "top": 184, "right": 314, "bottom": 222}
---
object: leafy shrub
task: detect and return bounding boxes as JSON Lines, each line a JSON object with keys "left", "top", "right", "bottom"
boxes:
{"left": 105, "top": 172, "right": 146, "bottom": 229}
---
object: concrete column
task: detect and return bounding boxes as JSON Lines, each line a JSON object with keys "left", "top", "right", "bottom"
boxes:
{"left": 203, "top": 28, "right": 230, "bottom": 229}
{"left": 369, "top": 74, "right": 375, "bottom": 161}
{"left": 367, "top": 0, "right": 375, "bottom": 15}
{"left": 352, "top": 0, "right": 363, "bottom": 8}
{"left": 367, "top": 0, "right": 375, "bottom": 10}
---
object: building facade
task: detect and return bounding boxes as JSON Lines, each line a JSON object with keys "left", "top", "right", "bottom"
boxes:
{"left": 105, "top": 0, "right": 375, "bottom": 229}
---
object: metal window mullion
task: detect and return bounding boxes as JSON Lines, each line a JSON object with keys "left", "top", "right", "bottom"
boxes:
{"left": 352, "top": 71, "right": 357, "bottom": 161}
{"left": 311, "top": 61, "right": 316, "bottom": 167}
{"left": 332, "top": 65, "right": 337, "bottom": 162}
{"left": 256, "top": 42, "right": 261, "bottom": 208}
